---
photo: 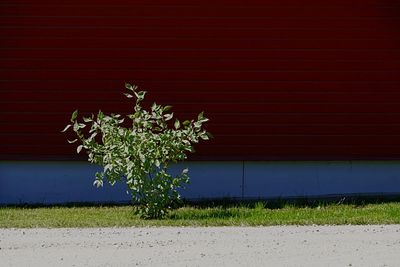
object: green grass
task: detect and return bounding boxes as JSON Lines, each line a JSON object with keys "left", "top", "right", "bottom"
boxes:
{"left": 1, "top": 200, "right": 400, "bottom": 228}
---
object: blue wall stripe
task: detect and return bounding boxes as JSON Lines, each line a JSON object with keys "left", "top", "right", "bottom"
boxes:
{"left": 1, "top": 161, "right": 400, "bottom": 204}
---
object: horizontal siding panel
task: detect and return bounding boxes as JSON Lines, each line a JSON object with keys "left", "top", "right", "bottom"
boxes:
{"left": 3, "top": 123, "right": 400, "bottom": 135}
{"left": 2, "top": 4, "right": 399, "bottom": 18}
{"left": 5, "top": 135, "right": 400, "bottom": 147}
{"left": 3, "top": 102, "right": 400, "bottom": 114}
{"left": 3, "top": 112, "right": 400, "bottom": 125}
{"left": 2, "top": 28, "right": 400, "bottom": 40}
{"left": 2, "top": 70, "right": 400, "bottom": 82}
{"left": 5, "top": 91, "right": 400, "bottom": 103}
{"left": 2, "top": 0, "right": 399, "bottom": 6}
{"left": 1, "top": 5, "right": 397, "bottom": 18}
{"left": 3, "top": 38, "right": 400, "bottom": 50}
{"left": 4, "top": 143, "right": 400, "bottom": 152}
{"left": 3, "top": 59, "right": 400, "bottom": 71}
{"left": 1, "top": 81, "right": 399, "bottom": 93}
{"left": 2, "top": 0, "right": 400, "bottom": 160}
{"left": 3, "top": 49, "right": 400, "bottom": 61}
{"left": 1, "top": 17, "right": 399, "bottom": 28}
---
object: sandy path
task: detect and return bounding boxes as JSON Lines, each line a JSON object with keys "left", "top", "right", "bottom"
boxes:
{"left": 1, "top": 225, "right": 400, "bottom": 267}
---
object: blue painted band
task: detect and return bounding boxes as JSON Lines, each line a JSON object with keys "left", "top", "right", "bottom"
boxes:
{"left": 1, "top": 161, "right": 400, "bottom": 204}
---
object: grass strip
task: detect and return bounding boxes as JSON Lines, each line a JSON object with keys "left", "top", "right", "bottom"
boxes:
{"left": 1, "top": 201, "right": 400, "bottom": 228}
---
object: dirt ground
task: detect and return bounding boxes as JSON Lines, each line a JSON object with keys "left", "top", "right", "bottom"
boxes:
{"left": 1, "top": 225, "right": 399, "bottom": 266}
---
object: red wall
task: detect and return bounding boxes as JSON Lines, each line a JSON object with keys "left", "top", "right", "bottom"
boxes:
{"left": 1, "top": 0, "right": 400, "bottom": 160}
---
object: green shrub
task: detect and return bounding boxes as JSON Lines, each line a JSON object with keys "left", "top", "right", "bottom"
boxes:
{"left": 62, "top": 83, "right": 211, "bottom": 218}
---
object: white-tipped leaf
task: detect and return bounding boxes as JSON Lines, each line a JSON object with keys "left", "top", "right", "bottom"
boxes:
{"left": 61, "top": 124, "right": 72, "bottom": 133}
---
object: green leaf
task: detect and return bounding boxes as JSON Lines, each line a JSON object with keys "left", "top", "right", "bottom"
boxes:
{"left": 77, "top": 145, "right": 83, "bottom": 154}
{"left": 104, "top": 164, "right": 112, "bottom": 172}
{"left": 124, "top": 92, "right": 134, "bottom": 98}
{"left": 125, "top": 82, "right": 133, "bottom": 91}
{"left": 182, "top": 120, "right": 191, "bottom": 126}
{"left": 71, "top": 110, "right": 78, "bottom": 122}
{"left": 93, "top": 179, "right": 103, "bottom": 188}
{"left": 174, "top": 119, "right": 180, "bottom": 129}
{"left": 98, "top": 111, "right": 104, "bottom": 121}
{"left": 73, "top": 122, "right": 79, "bottom": 132}
{"left": 151, "top": 102, "right": 159, "bottom": 111}
{"left": 89, "top": 132, "right": 97, "bottom": 140}
{"left": 83, "top": 117, "right": 92, "bottom": 123}
{"left": 140, "top": 91, "right": 147, "bottom": 98}
{"left": 197, "top": 111, "right": 204, "bottom": 121}
{"left": 164, "top": 112, "right": 174, "bottom": 121}
{"left": 200, "top": 133, "right": 209, "bottom": 140}
{"left": 61, "top": 124, "right": 72, "bottom": 133}
{"left": 181, "top": 168, "right": 189, "bottom": 175}
{"left": 135, "top": 91, "right": 147, "bottom": 101}
{"left": 163, "top": 105, "right": 172, "bottom": 112}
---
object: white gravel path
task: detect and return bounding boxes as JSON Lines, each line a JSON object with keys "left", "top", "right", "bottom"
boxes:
{"left": 1, "top": 225, "right": 400, "bottom": 267}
